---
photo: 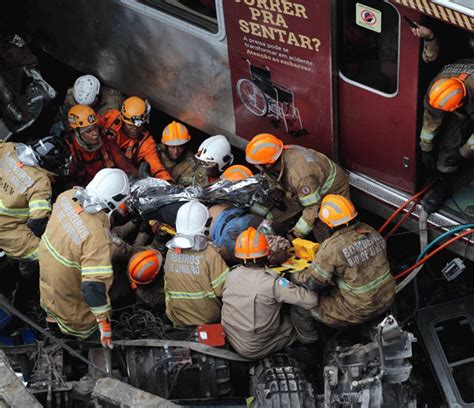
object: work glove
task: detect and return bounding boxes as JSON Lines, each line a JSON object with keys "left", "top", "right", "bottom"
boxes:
{"left": 139, "top": 162, "right": 151, "bottom": 178}
{"left": 97, "top": 319, "right": 113, "bottom": 349}
{"left": 421, "top": 151, "right": 436, "bottom": 169}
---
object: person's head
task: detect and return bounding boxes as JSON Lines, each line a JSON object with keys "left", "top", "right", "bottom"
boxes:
{"left": 128, "top": 249, "right": 163, "bottom": 288}
{"left": 234, "top": 227, "right": 269, "bottom": 265}
{"left": 77, "top": 168, "right": 130, "bottom": 214}
{"left": 68, "top": 104, "right": 101, "bottom": 151}
{"left": 30, "top": 136, "right": 71, "bottom": 176}
{"left": 245, "top": 133, "right": 284, "bottom": 170}
{"left": 221, "top": 165, "right": 253, "bottom": 182}
{"left": 428, "top": 75, "right": 467, "bottom": 112}
{"left": 318, "top": 195, "right": 357, "bottom": 229}
{"left": 121, "top": 96, "right": 150, "bottom": 139}
{"left": 195, "top": 135, "right": 234, "bottom": 177}
{"left": 161, "top": 121, "right": 191, "bottom": 160}
{"left": 73, "top": 74, "right": 101, "bottom": 106}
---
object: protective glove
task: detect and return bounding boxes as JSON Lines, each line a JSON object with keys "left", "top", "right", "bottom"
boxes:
{"left": 97, "top": 319, "right": 113, "bottom": 349}
{"left": 139, "top": 162, "right": 151, "bottom": 178}
{"left": 421, "top": 151, "right": 436, "bottom": 169}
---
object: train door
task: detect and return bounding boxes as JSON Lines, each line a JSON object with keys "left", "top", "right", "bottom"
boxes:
{"left": 337, "top": 0, "right": 421, "bottom": 193}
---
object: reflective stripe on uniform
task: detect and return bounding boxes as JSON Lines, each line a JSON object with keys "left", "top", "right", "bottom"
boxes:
{"left": 466, "top": 133, "right": 474, "bottom": 150}
{"left": 250, "top": 202, "right": 271, "bottom": 217}
{"left": 337, "top": 268, "right": 392, "bottom": 294}
{"left": 89, "top": 304, "right": 112, "bottom": 316}
{"left": 41, "top": 302, "right": 97, "bottom": 339}
{"left": 81, "top": 265, "right": 113, "bottom": 277}
{"left": 29, "top": 199, "right": 51, "bottom": 215}
{"left": 298, "top": 160, "right": 336, "bottom": 207}
{"left": 311, "top": 262, "right": 331, "bottom": 280}
{"left": 42, "top": 235, "right": 81, "bottom": 270}
{"left": 294, "top": 216, "right": 313, "bottom": 236}
{"left": 211, "top": 268, "right": 229, "bottom": 289}
{"left": 165, "top": 290, "right": 217, "bottom": 300}
{"left": 0, "top": 200, "right": 29, "bottom": 218}
{"left": 420, "top": 130, "right": 434, "bottom": 143}
{"left": 4, "top": 246, "right": 39, "bottom": 261}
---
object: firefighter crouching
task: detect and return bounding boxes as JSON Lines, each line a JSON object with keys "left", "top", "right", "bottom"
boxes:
{"left": 101, "top": 96, "right": 172, "bottom": 181}
{"left": 65, "top": 104, "right": 138, "bottom": 186}
{"left": 164, "top": 200, "right": 229, "bottom": 326}
{"left": 290, "top": 195, "right": 395, "bottom": 333}
{"left": 221, "top": 227, "right": 319, "bottom": 360}
{"left": 39, "top": 169, "right": 130, "bottom": 348}
{"left": 245, "top": 134, "right": 350, "bottom": 242}
{"left": 158, "top": 121, "right": 196, "bottom": 186}
{"left": 0, "top": 137, "right": 69, "bottom": 267}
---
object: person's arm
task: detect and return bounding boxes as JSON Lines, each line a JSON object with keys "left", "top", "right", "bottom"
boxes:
{"left": 273, "top": 275, "right": 318, "bottom": 309}
{"left": 207, "top": 247, "right": 230, "bottom": 298}
{"left": 26, "top": 174, "right": 52, "bottom": 236}
{"left": 108, "top": 140, "right": 139, "bottom": 176}
{"left": 410, "top": 25, "right": 439, "bottom": 63}
{"left": 137, "top": 135, "right": 173, "bottom": 181}
{"left": 291, "top": 244, "right": 335, "bottom": 289}
{"left": 291, "top": 175, "right": 323, "bottom": 238}
{"left": 420, "top": 100, "right": 445, "bottom": 153}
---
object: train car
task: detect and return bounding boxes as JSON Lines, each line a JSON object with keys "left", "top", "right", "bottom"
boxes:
{"left": 1, "top": 1, "right": 474, "bottom": 407}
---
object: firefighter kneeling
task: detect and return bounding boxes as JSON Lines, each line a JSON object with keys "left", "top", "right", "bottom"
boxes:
{"left": 291, "top": 195, "right": 396, "bottom": 335}
{"left": 39, "top": 168, "right": 130, "bottom": 348}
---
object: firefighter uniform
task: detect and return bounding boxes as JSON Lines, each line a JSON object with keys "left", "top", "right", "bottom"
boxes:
{"left": 64, "top": 86, "right": 124, "bottom": 115}
{"left": 164, "top": 244, "right": 229, "bottom": 326}
{"left": 268, "top": 146, "right": 350, "bottom": 237}
{"left": 39, "top": 189, "right": 114, "bottom": 338}
{"left": 65, "top": 132, "right": 138, "bottom": 186}
{"left": 221, "top": 266, "right": 318, "bottom": 360}
{"left": 157, "top": 143, "right": 196, "bottom": 186}
{"left": 420, "top": 60, "right": 474, "bottom": 172}
{"left": 0, "top": 142, "right": 52, "bottom": 261}
{"left": 292, "top": 222, "right": 395, "bottom": 327}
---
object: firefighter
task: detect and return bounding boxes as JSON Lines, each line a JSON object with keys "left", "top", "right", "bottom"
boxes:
{"left": 164, "top": 200, "right": 229, "bottom": 326}
{"left": 221, "top": 227, "right": 318, "bottom": 360}
{"left": 419, "top": 60, "right": 474, "bottom": 214}
{"left": 245, "top": 133, "right": 350, "bottom": 242}
{"left": 0, "top": 136, "right": 69, "bottom": 265}
{"left": 193, "top": 135, "right": 234, "bottom": 187}
{"left": 39, "top": 168, "right": 130, "bottom": 347}
{"left": 158, "top": 121, "right": 196, "bottom": 185}
{"left": 128, "top": 249, "right": 165, "bottom": 308}
{"left": 65, "top": 104, "right": 138, "bottom": 186}
{"left": 101, "top": 96, "right": 172, "bottom": 181}
{"left": 290, "top": 195, "right": 395, "bottom": 331}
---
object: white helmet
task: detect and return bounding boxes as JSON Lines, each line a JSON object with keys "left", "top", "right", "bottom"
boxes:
{"left": 78, "top": 168, "right": 130, "bottom": 213}
{"left": 73, "top": 75, "right": 101, "bottom": 105}
{"left": 176, "top": 200, "right": 210, "bottom": 237}
{"left": 195, "top": 135, "right": 234, "bottom": 172}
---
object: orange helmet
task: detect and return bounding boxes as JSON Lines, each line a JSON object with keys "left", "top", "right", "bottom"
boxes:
{"left": 162, "top": 121, "right": 191, "bottom": 146}
{"left": 235, "top": 227, "right": 269, "bottom": 260}
{"left": 121, "top": 96, "right": 150, "bottom": 126}
{"left": 68, "top": 105, "right": 98, "bottom": 129}
{"left": 428, "top": 76, "right": 467, "bottom": 112}
{"left": 318, "top": 195, "right": 357, "bottom": 228}
{"left": 246, "top": 133, "right": 284, "bottom": 165}
{"left": 222, "top": 165, "right": 253, "bottom": 181}
{"left": 128, "top": 249, "right": 163, "bottom": 286}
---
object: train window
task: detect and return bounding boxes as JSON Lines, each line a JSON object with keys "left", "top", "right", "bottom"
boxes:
{"left": 139, "top": 0, "right": 218, "bottom": 33}
{"left": 338, "top": 0, "right": 400, "bottom": 96}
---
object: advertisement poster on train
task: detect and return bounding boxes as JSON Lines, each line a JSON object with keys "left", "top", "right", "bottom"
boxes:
{"left": 223, "top": 0, "right": 333, "bottom": 155}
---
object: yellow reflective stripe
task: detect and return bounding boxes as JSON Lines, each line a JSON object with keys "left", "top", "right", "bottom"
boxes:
{"left": 29, "top": 199, "right": 51, "bottom": 214}
{"left": 166, "top": 290, "right": 217, "bottom": 300}
{"left": 89, "top": 304, "right": 112, "bottom": 315}
{"left": 81, "top": 265, "right": 113, "bottom": 276}
{"left": 294, "top": 216, "right": 312, "bottom": 236}
{"left": 299, "top": 190, "right": 321, "bottom": 207}
{"left": 41, "top": 302, "right": 97, "bottom": 339}
{"left": 21, "top": 246, "right": 39, "bottom": 261}
{"left": 298, "top": 161, "right": 336, "bottom": 207}
{"left": 312, "top": 263, "right": 331, "bottom": 280}
{"left": 250, "top": 202, "right": 270, "bottom": 217}
{"left": 338, "top": 269, "right": 392, "bottom": 294}
{"left": 0, "top": 200, "right": 29, "bottom": 217}
{"left": 420, "top": 130, "right": 434, "bottom": 142}
{"left": 211, "top": 268, "right": 229, "bottom": 289}
{"left": 42, "top": 235, "right": 80, "bottom": 270}
{"left": 321, "top": 160, "right": 337, "bottom": 196}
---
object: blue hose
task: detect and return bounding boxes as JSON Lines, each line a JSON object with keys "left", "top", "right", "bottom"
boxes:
{"left": 416, "top": 223, "right": 474, "bottom": 262}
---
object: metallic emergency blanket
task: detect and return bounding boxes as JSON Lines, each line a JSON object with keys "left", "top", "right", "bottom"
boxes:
{"left": 128, "top": 175, "right": 271, "bottom": 217}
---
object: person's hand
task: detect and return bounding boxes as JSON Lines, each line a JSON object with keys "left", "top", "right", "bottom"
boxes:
{"left": 97, "top": 319, "right": 113, "bottom": 349}
{"left": 411, "top": 25, "right": 434, "bottom": 40}
{"left": 421, "top": 151, "right": 436, "bottom": 169}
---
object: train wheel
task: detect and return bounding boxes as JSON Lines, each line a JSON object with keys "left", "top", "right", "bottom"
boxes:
{"left": 236, "top": 79, "right": 268, "bottom": 117}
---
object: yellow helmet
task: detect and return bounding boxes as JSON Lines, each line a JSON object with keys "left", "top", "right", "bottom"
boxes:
{"left": 121, "top": 96, "right": 150, "bottom": 126}
{"left": 318, "top": 195, "right": 357, "bottom": 228}
{"left": 162, "top": 121, "right": 191, "bottom": 146}
{"left": 68, "top": 104, "right": 98, "bottom": 129}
